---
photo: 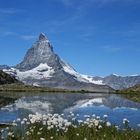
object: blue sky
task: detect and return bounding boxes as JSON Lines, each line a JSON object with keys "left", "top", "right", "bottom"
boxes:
{"left": 0, "top": 0, "right": 140, "bottom": 76}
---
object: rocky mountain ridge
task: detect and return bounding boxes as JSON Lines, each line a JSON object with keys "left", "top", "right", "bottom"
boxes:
{"left": 84, "top": 74, "right": 140, "bottom": 90}
{"left": 2, "top": 33, "right": 113, "bottom": 93}
{"left": 0, "top": 70, "right": 18, "bottom": 85}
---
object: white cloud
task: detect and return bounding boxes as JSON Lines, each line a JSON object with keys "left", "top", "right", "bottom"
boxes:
{"left": 0, "top": 8, "right": 18, "bottom": 14}
{"left": 59, "top": 0, "right": 74, "bottom": 6}
{"left": 102, "top": 45, "right": 122, "bottom": 53}
{"left": 0, "top": 31, "right": 36, "bottom": 41}
{"left": 0, "top": 8, "right": 26, "bottom": 16}
{"left": 0, "top": 31, "right": 18, "bottom": 37}
{"left": 20, "top": 35, "right": 36, "bottom": 40}
{"left": 3, "top": 31, "right": 17, "bottom": 36}
{"left": 51, "top": 0, "right": 76, "bottom": 6}
{"left": 54, "top": 0, "right": 140, "bottom": 8}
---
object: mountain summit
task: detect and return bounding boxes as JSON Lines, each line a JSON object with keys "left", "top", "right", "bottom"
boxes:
{"left": 3, "top": 33, "right": 113, "bottom": 92}
{"left": 16, "top": 33, "right": 55, "bottom": 71}
{"left": 39, "top": 33, "right": 48, "bottom": 41}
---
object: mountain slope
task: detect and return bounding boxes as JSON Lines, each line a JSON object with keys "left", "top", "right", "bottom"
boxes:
{"left": 2, "top": 33, "right": 113, "bottom": 93}
{"left": 118, "top": 84, "right": 140, "bottom": 94}
{"left": 103, "top": 74, "right": 140, "bottom": 90}
{"left": 81, "top": 74, "right": 140, "bottom": 90}
{"left": 0, "top": 70, "right": 18, "bottom": 85}
{"left": 117, "top": 84, "right": 140, "bottom": 103}
{"left": 0, "top": 65, "right": 10, "bottom": 70}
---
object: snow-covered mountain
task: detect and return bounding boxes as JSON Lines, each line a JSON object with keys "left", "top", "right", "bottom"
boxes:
{"left": 2, "top": 33, "right": 113, "bottom": 92}
{"left": 81, "top": 74, "right": 140, "bottom": 90}
{"left": 0, "top": 70, "right": 19, "bottom": 85}
{"left": 81, "top": 74, "right": 103, "bottom": 85}
{"left": 102, "top": 74, "right": 140, "bottom": 90}
{"left": 0, "top": 65, "right": 10, "bottom": 70}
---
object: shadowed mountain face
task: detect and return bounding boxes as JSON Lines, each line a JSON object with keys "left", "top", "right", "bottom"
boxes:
{"left": 0, "top": 70, "right": 18, "bottom": 85}
{"left": 119, "top": 84, "right": 140, "bottom": 93}
{"left": 16, "top": 33, "right": 61, "bottom": 71}
{"left": 2, "top": 33, "right": 113, "bottom": 92}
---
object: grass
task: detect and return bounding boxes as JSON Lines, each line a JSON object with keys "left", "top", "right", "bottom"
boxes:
{"left": 0, "top": 124, "right": 12, "bottom": 129}
{"left": 120, "top": 93, "right": 140, "bottom": 103}
{"left": 0, "top": 83, "right": 98, "bottom": 93}
{"left": 1, "top": 113, "right": 140, "bottom": 140}
{"left": 8, "top": 124, "right": 140, "bottom": 140}
{"left": 116, "top": 84, "right": 140, "bottom": 94}
{"left": 115, "top": 83, "right": 140, "bottom": 103}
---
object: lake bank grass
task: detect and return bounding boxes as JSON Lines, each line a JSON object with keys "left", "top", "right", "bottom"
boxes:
{"left": 120, "top": 93, "right": 140, "bottom": 103}
{"left": 0, "top": 83, "right": 115, "bottom": 94}
{"left": 116, "top": 90, "right": 140, "bottom": 103}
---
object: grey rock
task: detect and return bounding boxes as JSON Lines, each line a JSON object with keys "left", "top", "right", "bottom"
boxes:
{"left": 0, "top": 65, "right": 10, "bottom": 70}
{"left": 89, "top": 74, "right": 140, "bottom": 90}
{"left": 11, "top": 33, "right": 113, "bottom": 92}
{"left": 0, "top": 70, "right": 19, "bottom": 85}
{"left": 102, "top": 74, "right": 140, "bottom": 90}
{"left": 16, "top": 34, "right": 60, "bottom": 71}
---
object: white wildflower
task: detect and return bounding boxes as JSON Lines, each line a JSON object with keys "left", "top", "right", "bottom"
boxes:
{"left": 21, "top": 121, "right": 25, "bottom": 124}
{"left": 39, "top": 127, "right": 43, "bottom": 131}
{"left": 16, "top": 118, "right": 21, "bottom": 122}
{"left": 98, "top": 125, "right": 102, "bottom": 129}
{"left": 94, "top": 120, "right": 99, "bottom": 126}
{"left": 37, "top": 132, "right": 41, "bottom": 135}
{"left": 103, "top": 115, "right": 108, "bottom": 118}
{"left": 106, "top": 122, "right": 111, "bottom": 127}
{"left": 78, "top": 120, "right": 83, "bottom": 124}
{"left": 123, "top": 118, "right": 129, "bottom": 124}
{"left": 137, "top": 124, "right": 140, "bottom": 127}
{"left": 76, "top": 133, "right": 79, "bottom": 136}
{"left": 8, "top": 132, "right": 13, "bottom": 136}
{"left": 23, "top": 118, "right": 28, "bottom": 122}
{"left": 40, "top": 138, "right": 45, "bottom": 140}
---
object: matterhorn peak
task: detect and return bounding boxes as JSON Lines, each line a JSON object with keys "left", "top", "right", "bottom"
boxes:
{"left": 4, "top": 32, "right": 113, "bottom": 92}
{"left": 39, "top": 33, "right": 48, "bottom": 41}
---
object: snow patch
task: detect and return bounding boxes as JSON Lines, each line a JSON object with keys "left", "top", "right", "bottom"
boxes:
{"left": 62, "top": 62, "right": 89, "bottom": 83}
{"left": 62, "top": 62, "right": 104, "bottom": 85}
{"left": 81, "top": 74, "right": 104, "bottom": 85}
{"left": 3, "top": 63, "right": 55, "bottom": 81}
{"left": 112, "top": 73, "right": 119, "bottom": 76}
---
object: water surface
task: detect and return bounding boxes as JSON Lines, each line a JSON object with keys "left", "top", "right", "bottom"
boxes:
{"left": 0, "top": 92, "right": 140, "bottom": 128}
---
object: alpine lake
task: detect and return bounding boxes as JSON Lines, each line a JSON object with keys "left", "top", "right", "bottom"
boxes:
{"left": 0, "top": 92, "right": 140, "bottom": 129}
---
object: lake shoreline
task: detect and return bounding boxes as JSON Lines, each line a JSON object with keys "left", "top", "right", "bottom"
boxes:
{"left": 0, "top": 83, "right": 115, "bottom": 93}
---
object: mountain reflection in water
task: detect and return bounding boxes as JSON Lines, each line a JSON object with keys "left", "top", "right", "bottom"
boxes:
{"left": 0, "top": 93, "right": 140, "bottom": 128}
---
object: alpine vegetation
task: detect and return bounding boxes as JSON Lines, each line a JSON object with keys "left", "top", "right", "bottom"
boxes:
{"left": 1, "top": 113, "right": 140, "bottom": 140}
